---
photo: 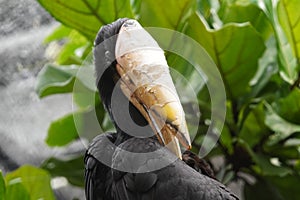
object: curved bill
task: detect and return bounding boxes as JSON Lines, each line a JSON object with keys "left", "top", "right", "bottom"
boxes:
{"left": 115, "top": 19, "right": 191, "bottom": 159}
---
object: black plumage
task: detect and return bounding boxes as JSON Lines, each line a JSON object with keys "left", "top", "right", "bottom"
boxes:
{"left": 84, "top": 18, "right": 239, "bottom": 200}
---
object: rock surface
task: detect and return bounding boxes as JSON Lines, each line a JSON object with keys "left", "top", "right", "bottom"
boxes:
{"left": 0, "top": 0, "right": 54, "bottom": 86}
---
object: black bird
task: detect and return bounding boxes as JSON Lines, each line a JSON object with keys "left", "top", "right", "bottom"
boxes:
{"left": 84, "top": 18, "right": 239, "bottom": 200}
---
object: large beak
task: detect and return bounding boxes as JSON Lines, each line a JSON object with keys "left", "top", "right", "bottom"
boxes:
{"left": 115, "top": 19, "right": 191, "bottom": 159}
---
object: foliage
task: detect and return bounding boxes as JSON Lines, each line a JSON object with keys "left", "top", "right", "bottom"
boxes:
{"left": 0, "top": 166, "right": 55, "bottom": 200}
{"left": 5, "top": 0, "right": 299, "bottom": 199}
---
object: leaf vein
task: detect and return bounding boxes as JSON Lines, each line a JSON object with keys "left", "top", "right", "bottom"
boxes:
{"left": 211, "top": 33, "right": 234, "bottom": 100}
{"left": 282, "top": 0, "right": 300, "bottom": 60}
{"left": 56, "top": 0, "right": 93, "bottom": 15}
{"left": 82, "top": 0, "right": 106, "bottom": 25}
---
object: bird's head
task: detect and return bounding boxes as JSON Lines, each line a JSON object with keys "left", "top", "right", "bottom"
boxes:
{"left": 94, "top": 18, "right": 191, "bottom": 159}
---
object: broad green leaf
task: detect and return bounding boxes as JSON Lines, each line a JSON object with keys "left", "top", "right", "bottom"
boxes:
{"left": 37, "top": 0, "right": 134, "bottom": 40}
{"left": 259, "top": 0, "right": 298, "bottom": 84}
{"left": 5, "top": 182, "right": 30, "bottom": 200}
{"left": 36, "top": 64, "right": 79, "bottom": 98}
{"left": 295, "top": 159, "right": 300, "bottom": 172}
{"left": 139, "top": 0, "right": 196, "bottom": 31}
{"left": 46, "top": 111, "right": 82, "bottom": 146}
{"left": 45, "top": 25, "right": 92, "bottom": 65}
{"left": 247, "top": 36, "right": 278, "bottom": 100}
{"left": 245, "top": 173, "right": 300, "bottom": 200}
{"left": 264, "top": 143, "right": 300, "bottom": 160}
{"left": 131, "top": 0, "right": 142, "bottom": 17}
{"left": 239, "top": 103, "right": 269, "bottom": 147}
{"left": 265, "top": 102, "right": 300, "bottom": 145}
{"left": 0, "top": 171, "right": 5, "bottom": 200}
{"left": 55, "top": 30, "right": 90, "bottom": 65}
{"left": 41, "top": 156, "right": 84, "bottom": 187}
{"left": 220, "top": 2, "right": 273, "bottom": 40}
{"left": 197, "top": 0, "right": 211, "bottom": 20}
{"left": 267, "top": 174, "right": 300, "bottom": 200}
{"left": 73, "top": 84, "right": 100, "bottom": 109}
{"left": 198, "top": 0, "right": 223, "bottom": 28}
{"left": 220, "top": 125, "right": 234, "bottom": 154}
{"left": 278, "top": 0, "right": 300, "bottom": 66}
{"left": 46, "top": 105, "right": 106, "bottom": 146}
{"left": 185, "top": 13, "right": 265, "bottom": 100}
{"left": 252, "top": 154, "right": 292, "bottom": 176}
{"left": 273, "top": 88, "right": 300, "bottom": 124}
{"left": 70, "top": 59, "right": 100, "bottom": 108}
{"left": 5, "top": 165, "right": 54, "bottom": 200}
{"left": 168, "top": 53, "right": 206, "bottom": 96}
{"left": 285, "top": 138, "right": 300, "bottom": 147}
{"left": 244, "top": 179, "right": 284, "bottom": 200}
{"left": 44, "top": 25, "right": 72, "bottom": 43}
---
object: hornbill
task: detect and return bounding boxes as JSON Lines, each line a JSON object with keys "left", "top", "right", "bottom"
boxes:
{"left": 84, "top": 18, "right": 239, "bottom": 200}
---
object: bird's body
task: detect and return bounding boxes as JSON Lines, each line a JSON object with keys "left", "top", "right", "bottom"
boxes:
{"left": 85, "top": 18, "right": 239, "bottom": 200}
{"left": 85, "top": 133, "right": 238, "bottom": 200}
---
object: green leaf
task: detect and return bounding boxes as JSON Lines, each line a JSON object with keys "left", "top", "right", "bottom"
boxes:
{"left": 264, "top": 143, "right": 300, "bottom": 160}
{"left": 46, "top": 111, "right": 82, "bottom": 146}
{"left": 139, "top": 0, "right": 196, "bottom": 31}
{"left": 252, "top": 153, "right": 292, "bottom": 176}
{"left": 41, "top": 156, "right": 84, "bottom": 187}
{"left": 35, "top": 64, "right": 79, "bottom": 98}
{"left": 5, "top": 165, "right": 55, "bottom": 200}
{"left": 46, "top": 106, "right": 106, "bottom": 146}
{"left": 5, "top": 182, "right": 30, "bottom": 200}
{"left": 55, "top": 30, "right": 89, "bottom": 65}
{"left": 295, "top": 159, "right": 300, "bottom": 172}
{"left": 265, "top": 102, "right": 300, "bottom": 145}
{"left": 168, "top": 53, "right": 206, "bottom": 96}
{"left": 131, "top": 0, "right": 142, "bottom": 17}
{"left": 197, "top": 0, "right": 222, "bottom": 28}
{"left": 260, "top": 0, "right": 298, "bottom": 84}
{"left": 267, "top": 174, "right": 300, "bottom": 200}
{"left": 245, "top": 173, "right": 300, "bottom": 200}
{"left": 247, "top": 36, "right": 278, "bottom": 99}
{"left": 285, "top": 138, "right": 300, "bottom": 147}
{"left": 239, "top": 103, "right": 269, "bottom": 147}
{"left": 71, "top": 65, "right": 100, "bottom": 108}
{"left": 185, "top": 13, "right": 265, "bottom": 100}
{"left": 37, "top": 0, "right": 134, "bottom": 40}
{"left": 73, "top": 85, "right": 100, "bottom": 109}
{"left": 45, "top": 25, "right": 92, "bottom": 65}
{"left": 278, "top": 0, "right": 300, "bottom": 66}
{"left": 273, "top": 88, "right": 300, "bottom": 124}
{"left": 244, "top": 179, "right": 284, "bottom": 200}
{"left": 44, "top": 25, "right": 72, "bottom": 43}
{"left": 220, "top": 125, "right": 234, "bottom": 154}
{"left": 0, "top": 171, "right": 5, "bottom": 200}
{"left": 220, "top": 2, "right": 273, "bottom": 40}
{"left": 197, "top": 0, "right": 211, "bottom": 20}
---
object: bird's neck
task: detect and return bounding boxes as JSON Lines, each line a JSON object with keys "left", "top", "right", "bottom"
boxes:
{"left": 98, "top": 65, "right": 155, "bottom": 145}
{"left": 114, "top": 129, "right": 132, "bottom": 146}
{"left": 113, "top": 102, "right": 153, "bottom": 145}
